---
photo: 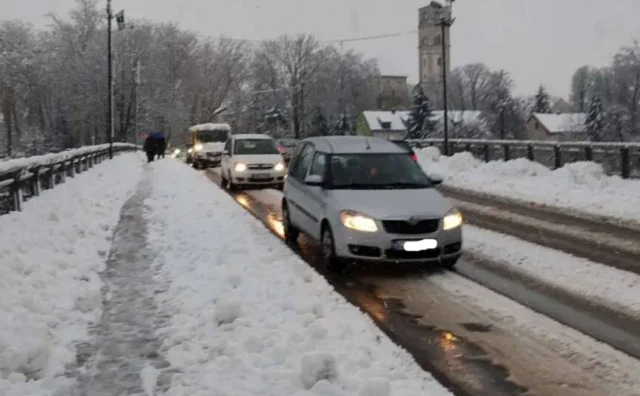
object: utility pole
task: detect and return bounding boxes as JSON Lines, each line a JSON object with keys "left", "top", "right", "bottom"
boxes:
{"left": 106, "top": 1, "right": 125, "bottom": 158}
{"left": 437, "top": 0, "right": 455, "bottom": 155}
{"left": 134, "top": 59, "right": 141, "bottom": 146}
{"left": 107, "top": 0, "right": 113, "bottom": 158}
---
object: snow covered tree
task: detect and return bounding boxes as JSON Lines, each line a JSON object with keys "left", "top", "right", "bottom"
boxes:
{"left": 585, "top": 94, "right": 605, "bottom": 142}
{"left": 405, "top": 85, "right": 436, "bottom": 139}
{"left": 479, "top": 70, "right": 525, "bottom": 139}
{"left": 569, "top": 66, "right": 593, "bottom": 112}
{"left": 531, "top": 84, "right": 552, "bottom": 115}
{"left": 603, "top": 103, "right": 631, "bottom": 141}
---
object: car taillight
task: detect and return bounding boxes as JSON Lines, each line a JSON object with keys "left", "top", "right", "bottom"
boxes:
{"left": 410, "top": 153, "right": 418, "bottom": 161}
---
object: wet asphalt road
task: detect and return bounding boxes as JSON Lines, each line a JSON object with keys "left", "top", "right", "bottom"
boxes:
{"left": 203, "top": 168, "right": 640, "bottom": 396}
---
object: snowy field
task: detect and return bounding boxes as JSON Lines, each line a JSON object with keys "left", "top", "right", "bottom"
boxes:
{"left": 145, "top": 160, "right": 451, "bottom": 396}
{"left": 417, "top": 147, "right": 640, "bottom": 224}
{"left": 0, "top": 153, "right": 144, "bottom": 396}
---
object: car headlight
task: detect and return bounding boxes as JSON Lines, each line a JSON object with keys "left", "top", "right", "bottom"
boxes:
{"left": 339, "top": 211, "right": 378, "bottom": 232}
{"left": 234, "top": 162, "right": 247, "bottom": 172}
{"left": 173, "top": 148, "right": 181, "bottom": 155}
{"left": 274, "top": 162, "right": 285, "bottom": 172}
{"left": 194, "top": 144, "right": 204, "bottom": 151}
{"left": 187, "top": 148, "right": 194, "bottom": 154}
{"left": 443, "top": 209, "right": 463, "bottom": 230}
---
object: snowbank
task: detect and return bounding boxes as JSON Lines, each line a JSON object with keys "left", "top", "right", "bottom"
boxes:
{"left": 464, "top": 225, "right": 640, "bottom": 319}
{"left": 145, "top": 160, "right": 451, "bottom": 396}
{"left": 417, "top": 146, "right": 640, "bottom": 223}
{"left": 0, "top": 153, "right": 144, "bottom": 396}
{"left": 0, "top": 143, "right": 138, "bottom": 174}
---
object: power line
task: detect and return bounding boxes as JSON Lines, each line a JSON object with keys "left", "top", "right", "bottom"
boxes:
{"left": 221, "top": 30, "right": 418, "bottom": 45}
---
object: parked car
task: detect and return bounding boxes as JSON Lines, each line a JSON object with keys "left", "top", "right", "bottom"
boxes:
{"left": 281, "top": 136, "right": 462, "bottom": 271}
{"left": 277, "top": 138, "right": 299, "bottom": 163}
{"left": 390, "top": 139, "right": 418, "bottom": 161}
{"left": 220, "top": 134, "right": 287, "bottom": 190}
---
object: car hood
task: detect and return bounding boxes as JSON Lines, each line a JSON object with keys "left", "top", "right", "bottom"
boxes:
{"left": 232, "top": 154, "right": 283, "bottom": 165}
{"left": 329, "top": 188, "right": 452, "bottom": 219}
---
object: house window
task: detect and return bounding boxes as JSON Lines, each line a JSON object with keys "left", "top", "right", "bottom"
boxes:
{"left": 534, "top": 121, "right": 539, "bottom": 130}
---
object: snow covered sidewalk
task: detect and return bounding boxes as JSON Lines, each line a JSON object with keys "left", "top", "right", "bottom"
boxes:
{"left": 417, "top": 147, "right": 640, "bottom": 224}
{"left": 0, "top": 153, "right": 144, "bottom": 396}
{"left": 146, "top": 160, "right": 451, "bottom": 395}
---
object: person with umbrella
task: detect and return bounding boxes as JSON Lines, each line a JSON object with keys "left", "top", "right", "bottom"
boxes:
{"left": 143, "top": 132, "right": 158, "bottom": 163}
{"left": 148, "top": 131, "right": 166, "bottom": 160}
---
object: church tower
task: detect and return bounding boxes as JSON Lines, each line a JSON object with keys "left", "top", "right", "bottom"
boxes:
{"left": 418, "top": 1, "right": 452, "bottom": 83}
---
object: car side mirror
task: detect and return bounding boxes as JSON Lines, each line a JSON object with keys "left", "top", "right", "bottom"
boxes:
{"left": 304, "top": 174, "right": 324, "bottom": 186}
{"left": 430, "top": 176, "right": 443, "bottom": 186}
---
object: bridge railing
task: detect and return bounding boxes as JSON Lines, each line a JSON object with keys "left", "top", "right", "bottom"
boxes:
{"left": 409, "top": 138, "right": 640, "bottom": 179}
{"left": 0, "top": 143, "right": 139, "bottom": 216}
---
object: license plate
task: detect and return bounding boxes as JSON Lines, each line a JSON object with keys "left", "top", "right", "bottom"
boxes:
{"left": 251, "top": 174, "right": 271, "bottom": 180}
{"left": 400, "top": 239, "right": 438, "bottom": 252}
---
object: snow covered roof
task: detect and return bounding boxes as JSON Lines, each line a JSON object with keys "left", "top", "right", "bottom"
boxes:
{"left": 531, "top": 113, "right": 586, "bottom": 134}
{"left": 188, "top": 123, "right": 231, "bottom": 132}
{"left": 362, "top": 111, "right": 410, "bottom": 131}
{"left": 430, "top": 110, "right": 483, "bottom": 125}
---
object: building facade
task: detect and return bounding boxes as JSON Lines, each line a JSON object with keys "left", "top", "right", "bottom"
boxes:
{"left": 376, "top": 75, "right": 410, "bottom": 110}
{"left": 418, "top": 1, "right": 451, "bottom": 83}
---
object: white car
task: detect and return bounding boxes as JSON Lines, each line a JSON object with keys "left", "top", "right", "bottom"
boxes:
{"left": 281, "top": 136, "right": 463, "bottom": 271}
{"left": 220, "top": 134, "right": 287, "bottom": 190}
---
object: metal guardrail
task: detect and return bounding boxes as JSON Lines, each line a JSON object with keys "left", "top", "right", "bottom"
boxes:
{"left": 410, "top": 138, "right": 640, "bottom": 179}
{"left": 0, "top": 144, "right": 138, "bottom": 216}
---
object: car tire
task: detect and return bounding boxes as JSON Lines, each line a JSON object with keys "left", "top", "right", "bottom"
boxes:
{"left": 441, "top": 257, "right": 459, "bottom": 270}
{"left": 321, "top": 224, "right": 347, "bottom": 273}
{"left": 192, "top": 161, "right": 200, "bottom": 170}
{"left": 282, "top": 203, "right": 299, "bottom": 244}
{"left": 275, "top": 183, "right": 284, "bottom": 191}
{"left": 221, "top": 172, "right": 228, "bottom": 188}
{"left": 227, "top": 172, "right": 237, "bottom": 191}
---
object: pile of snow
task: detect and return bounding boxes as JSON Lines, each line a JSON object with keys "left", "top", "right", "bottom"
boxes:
{"left": 145, "top": 160, "right": 451, "bottom": 396}
{"left": 0, "top": 143, "right": 138, "bottom": 174}
{"left": 418, "top": 147, "right": 640, "bottom": 223}
{"left": 0, "top": 153, "right": 144, "bottom": 396}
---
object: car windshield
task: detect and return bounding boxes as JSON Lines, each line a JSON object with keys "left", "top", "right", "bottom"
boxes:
{"left": 278, "top": 138, "right": 298, "bottom": 147}
{"left": 329, "top": 153, "right": 432, "bottom": 189}
{"left": 234, "top": 139, "right": 279, "bottom": 155}
{"left": 197, "top": 130, "right": 228, "bottom": 143}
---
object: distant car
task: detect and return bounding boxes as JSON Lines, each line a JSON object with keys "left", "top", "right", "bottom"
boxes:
{"left": 390, "top": 140, "right": 417, "bottom": 161}
{"left": 281, "top": 136, "right": 462, "bottom": 271}
{"left": 277, "top": 138, "right": 299, "bottom": 163}
{"left": 220, "top": 134, "right": 287, "bottom": 190}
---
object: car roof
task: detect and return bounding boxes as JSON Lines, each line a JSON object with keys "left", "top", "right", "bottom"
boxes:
{"left": 302, "top": 136, "right": 408, "bottom": 154}
{"left": 232, "top": 134, "right": 274, "bottom": 140}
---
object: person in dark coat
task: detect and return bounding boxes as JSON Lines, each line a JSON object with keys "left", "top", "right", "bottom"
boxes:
{"left": 156, "top": 136, "right": 167, "bottom": 159}
{"left": 143, "top": 135, "right": 157, "bottom": 163}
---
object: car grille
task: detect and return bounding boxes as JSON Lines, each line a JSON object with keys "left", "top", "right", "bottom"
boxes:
{"left": 382, "top": 219, "right": 440, "bottom": 234}
{"left": 385, "top": 247, "right": 441, "bottom": 260}
{"left": 247, "top": 164, "right": 274, "bottom": 170}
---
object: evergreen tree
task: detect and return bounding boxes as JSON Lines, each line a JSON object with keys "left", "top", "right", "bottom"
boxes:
{"left": 406, "top": 85, "right": 436, "bottom": 139}
{"left": 310, "top": 108, "right": 329, "bottom": 136}
{"left": 532, "top": 84, "right": 552, "bottom": 115}
{"left": 585, "top": 94, "right": 604, "bottom": 142}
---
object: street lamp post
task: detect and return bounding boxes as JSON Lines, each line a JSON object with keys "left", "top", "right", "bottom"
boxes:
{"left": 437, "top": 0, "right": 455, "bottom": 155}
{"left": 106, "top": 1, "right": 125, "bottom": 159}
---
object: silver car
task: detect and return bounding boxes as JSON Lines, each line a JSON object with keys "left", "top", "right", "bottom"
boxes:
{"left": 281, "top": 136, "right": 463, "bottom": 271}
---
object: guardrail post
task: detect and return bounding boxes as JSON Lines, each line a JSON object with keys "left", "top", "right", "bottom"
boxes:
{"left": 527, "top": 144, "right": 534, "bottom": 161}
{"left": 621, "top": 147, "right": 630, "bottom": 179}
{"left": 584, "top": 146, "right": 593, "bottom": 161}
{"left": 503, "top": 144, "right": 510, "bottom": 161}
{"left": 11, "top": 171, "right": 23, "bottom": 212}
{"left": 32, "top": 167, "right": 41, "bottom": 197}
{"left": 48, "top": 166, "right": 56, "bottom": 189}
{"left": 69, "top": 159, "right": 76, "bottom": 178}
{"left": 554, "top": 145, "right": 562, "bottom": 169}
{"left": 465, "top": 143, "right": 471, "bottom": 152}
{"left": 483, "top": 143, "right": 490, "bottom": 162}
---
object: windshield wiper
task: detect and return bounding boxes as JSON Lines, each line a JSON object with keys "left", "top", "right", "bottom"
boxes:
{"left": 381, "top": 182, "right": 431, "bottom": 189}
{"left": 330, "top": 183, "right": 381, "bottom": 190}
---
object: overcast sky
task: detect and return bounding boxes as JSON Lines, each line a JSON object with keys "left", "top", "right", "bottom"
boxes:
{"left": 3, "top": 0, "right": 640, "bottom": 99}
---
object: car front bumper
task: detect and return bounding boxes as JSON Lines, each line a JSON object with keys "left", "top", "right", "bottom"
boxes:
{"left": 332, "top": 224, "right": 463, "bottom": 263}
{"left": 232, "top": 171, "right": 286, "bottom": 185}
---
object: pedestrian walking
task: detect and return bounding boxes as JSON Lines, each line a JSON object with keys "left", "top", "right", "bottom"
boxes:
{"left": 143, "top": 134, "right": 157, "bottom": 163}
{"left": 157, "top": 135, "right": 167, "bottom": 159}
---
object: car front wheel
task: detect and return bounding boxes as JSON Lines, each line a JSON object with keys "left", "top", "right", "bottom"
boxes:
{"left": 282, "top": 203, "right": 299, "bottom": 244}
{"left": 321, "top": 225, "right": 347, "bottom": 273}
{"left": 441, "top": 256, "right": 459, "bottom": 270}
